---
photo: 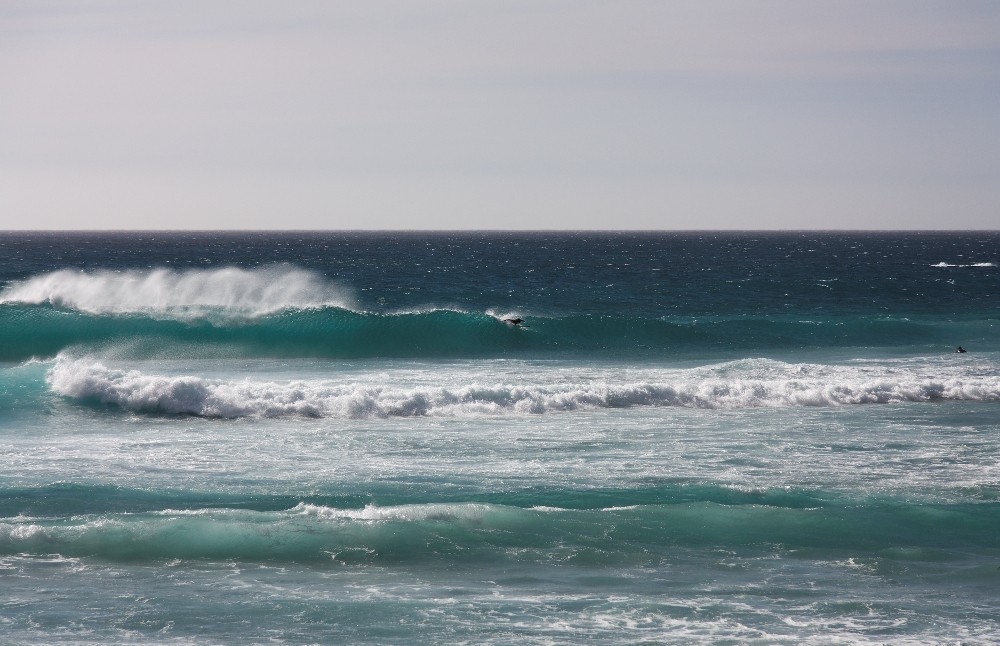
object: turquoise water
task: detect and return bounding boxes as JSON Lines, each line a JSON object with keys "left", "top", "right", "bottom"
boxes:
{"left": 1, "top": 232, "right": 999, "bottom": 643}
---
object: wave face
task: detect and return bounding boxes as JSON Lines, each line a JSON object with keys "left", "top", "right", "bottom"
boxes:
{"left": 44, "top": 355, "right": 1000, "bottom": 418}
{"left": 0, "top": 302, "right": 531, "bottom": 361}
{"left": 0, "top": 302, "right": 992, "bottom": 363}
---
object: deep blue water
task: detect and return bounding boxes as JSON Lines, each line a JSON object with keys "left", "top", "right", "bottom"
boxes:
{"left": 1, "top": 231, "right": 999, "bottom": 644}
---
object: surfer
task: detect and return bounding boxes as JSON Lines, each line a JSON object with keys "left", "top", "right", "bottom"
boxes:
{"left": 503, "top": 318, "right": 524, "bottom": 326}
{"left": 956, "top": 346, "right": 967, "bottom": 353}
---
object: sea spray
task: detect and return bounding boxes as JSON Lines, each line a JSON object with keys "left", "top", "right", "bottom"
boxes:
{"left": 0, "top": 265, "right": 356, "bottom": 319}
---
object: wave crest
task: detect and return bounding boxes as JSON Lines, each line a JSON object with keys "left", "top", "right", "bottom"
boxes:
{"left": 0, "top": 266, "right": 355, "bottom": 319}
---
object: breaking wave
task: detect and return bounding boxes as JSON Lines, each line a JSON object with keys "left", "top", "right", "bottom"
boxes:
{"left": 46, "top": 356, "right": 1000, "bottom": 418}
{"left": 0, "top": 266, "right": 355, "bottom": 319}
{"left": 0, "top": 265, "right": 996, "bottom": 363}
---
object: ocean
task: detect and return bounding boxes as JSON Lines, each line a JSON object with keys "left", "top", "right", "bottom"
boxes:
{"left": 1, "top": 231, "right": 998, "bottom": 644}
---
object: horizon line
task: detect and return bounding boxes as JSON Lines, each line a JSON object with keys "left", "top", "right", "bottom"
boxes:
{"left": 2, "top": 228, "right": 999, "bottom": 234}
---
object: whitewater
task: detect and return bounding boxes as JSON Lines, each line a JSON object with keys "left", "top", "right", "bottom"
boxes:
{"left": 2, "top": 231, "right": 999, "bottom": 644}
{"left": 41, "top": 355, "right": 1000, "bottom": 418}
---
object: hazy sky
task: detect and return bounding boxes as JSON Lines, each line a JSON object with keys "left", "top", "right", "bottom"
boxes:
{"left": 1, "top": 1, "right": 998, "bottom": 230}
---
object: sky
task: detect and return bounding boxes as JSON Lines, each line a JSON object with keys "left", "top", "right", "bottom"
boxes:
{"left": 1, "top": 0, "right": 998, "bottom": 230}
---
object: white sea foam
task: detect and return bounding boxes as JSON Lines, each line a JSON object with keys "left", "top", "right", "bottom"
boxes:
{"left": 0, "top": 266, "right": 355, "bottom": 319}
{"left": 292, "top": 502, "right": 494, "bottom": 522}
{"left": 486, "top": 308, "right": 526, "bottom": 322}
{"left": 45, "top": 356, "right": 1000, "bottom": 419}
{"left": 931, "top": 261, "right": 996, "bottom": 268}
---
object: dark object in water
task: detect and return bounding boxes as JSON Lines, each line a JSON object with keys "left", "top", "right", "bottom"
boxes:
{"left": 956, "top": 346, "right": 967, "bottom": 353}
{"left": 503, "top": 318, "right": 524, "bottom": 326}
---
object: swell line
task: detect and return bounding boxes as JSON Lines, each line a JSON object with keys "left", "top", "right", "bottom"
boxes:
{"left": 2, "top": 303, "right": 991, "bottom": 362}
{"left": 3, "top": 497, "right": 997, "bottom": 564}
